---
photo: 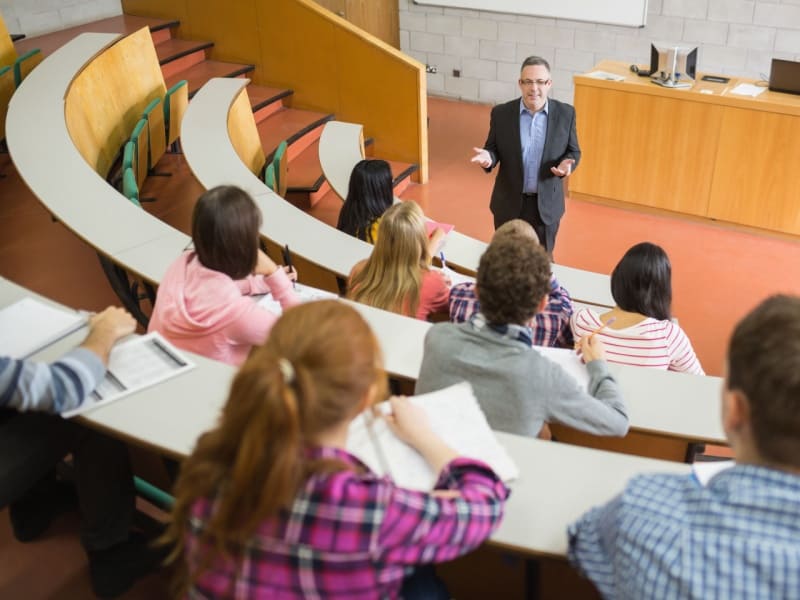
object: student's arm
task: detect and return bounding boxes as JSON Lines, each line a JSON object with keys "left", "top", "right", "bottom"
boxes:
{"left": 665, "top": 323, "right": 704, "bottom": 375}
{"left": 567, "top": 493, "right": 623, "bottom": 598}
{"left": 237, "top": 250, "right": 298, "bottom": 296}
{"left": 378, "top": 397, "right": 509, "bottom": 564}
{"left": 544, "top": 337, "right": 629, "bottom": 436}
{"left": 0, "top": 306, "right": 135, "bottom": 413}
{"left": 422, "top": 270, "right": 451, "bottom": 317}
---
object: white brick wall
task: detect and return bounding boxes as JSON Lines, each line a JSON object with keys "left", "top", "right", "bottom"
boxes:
{"left": 401, "top": 0, "right": 800, "bottom": 104}
{"left": 1, "top": 0, "right": 122, "bottom": 37}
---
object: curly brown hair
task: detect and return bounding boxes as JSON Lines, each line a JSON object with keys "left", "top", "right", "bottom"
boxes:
{"left": 476, "top": 234, "right": 551, "bottom": 325}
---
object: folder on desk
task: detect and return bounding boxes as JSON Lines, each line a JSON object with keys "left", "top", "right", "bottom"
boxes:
{"left": 0, "top": 297, "right": 86, "bottom": 359}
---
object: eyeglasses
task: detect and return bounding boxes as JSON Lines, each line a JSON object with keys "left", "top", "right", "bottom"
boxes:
{"left": 519, "top": 78, "right": 551, "bottom": 88}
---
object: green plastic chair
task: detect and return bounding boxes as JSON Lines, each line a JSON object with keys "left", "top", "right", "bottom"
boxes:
{"left": 272, "top": 140, "right": 288, "bottom": 196}
{"left": 130, "top": 118, "right": 149, "bottom": 186}
{"left": 134, "top": 476, "right": 174, "bottom": 511}
{"left": 122, "top": 167, "right": 142, "bottom": 208}
{"left": 142, "top": 97, "right": 167, "bottom": 172}
{"left": 122, "top": 140, "right": 136, "bottom": 174}
{"left": 13, "top": 48, "right": 42, "bottom": 87}
{"left": 264, "top": 162, "right": 277, "bottom": 192}
{"left": 164, "top": 80, "right": 188, "bottom": 150}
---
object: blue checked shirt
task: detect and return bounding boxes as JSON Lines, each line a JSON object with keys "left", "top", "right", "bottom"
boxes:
{"left": 448, "top": 274, "right": 574, "bottom": 348}
{"left": 520, "top": 99, "right": 548, "bottom": 194}
{"left": 568, "top": 465, "right": 800, "bottom": 599}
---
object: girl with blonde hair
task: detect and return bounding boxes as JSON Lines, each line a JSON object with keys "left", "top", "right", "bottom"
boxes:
{"left": 347, "top": 201, "right": 450, "bottom": 320}
{"left": 165, "top": 301, "right": 508, "bottom": 598}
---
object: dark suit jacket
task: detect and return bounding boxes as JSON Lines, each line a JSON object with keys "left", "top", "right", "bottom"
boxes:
{"left": 483, "top": 97, "right": 581, "bottom": 226}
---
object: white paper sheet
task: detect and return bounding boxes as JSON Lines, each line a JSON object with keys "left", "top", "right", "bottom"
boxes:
{"left": 692, "top": 460, "right": 735, "bottom": 486}
{"left": 347, "top": 382, "right": 519, "bottom": 491}
{"left": 729, "top": 83, "right": 766, "bottom": 97}
{"left": 534, "top": 346, "right": 591, "bottom": 391}
{"left": 62, "top": 332, "right": 195, "bottom": 417}
{"left": 0, "top": 297, "right": 87, "bottom": 359}
{"left": 256, "top": 283, "right": 338, "bottom": 315}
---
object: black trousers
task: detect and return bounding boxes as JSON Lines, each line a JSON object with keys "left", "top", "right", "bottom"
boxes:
{"left": 493, "top": 193, "right": 559, "bottom": 254}
{"left": 0, "top": 410, "right": 134, "bottom": 551}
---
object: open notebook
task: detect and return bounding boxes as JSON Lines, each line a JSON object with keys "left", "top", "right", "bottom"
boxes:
{"left": 347, "top": 382, "right": 519, "bottom": 491}
{"left": 62, "top": 332, "right": 195, "bottom": 418}
{"left": 0, "top": 297, "right": 87, "bottom": 359}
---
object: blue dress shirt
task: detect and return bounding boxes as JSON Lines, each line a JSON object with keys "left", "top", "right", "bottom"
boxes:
{"left": 520, "top": 98, "right": 548, "bottom": 194}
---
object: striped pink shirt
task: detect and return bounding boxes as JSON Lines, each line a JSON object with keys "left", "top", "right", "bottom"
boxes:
{"left": 570, "top": 307, "right": 704, "bottom": 375}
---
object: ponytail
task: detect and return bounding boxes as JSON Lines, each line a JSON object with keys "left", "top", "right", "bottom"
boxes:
{"left": 166, "top": 300, "right": 387, "bottom": 595}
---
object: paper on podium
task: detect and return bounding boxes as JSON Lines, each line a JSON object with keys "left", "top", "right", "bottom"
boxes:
{"left": 347, "top": 382, "right": 519, "bottom": 491}
{"left": 0, "top": 297, "right": 86, "bottom": 359}
{"left": 62, "top": 332, "right": 194, "bottom": 418}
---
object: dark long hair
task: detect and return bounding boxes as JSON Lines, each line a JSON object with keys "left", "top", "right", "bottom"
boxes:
{"left": 192, "top": 186, "right": 261, "bottom": 279}
{"left": 610, "top": 242, "right": 672, "bottom": 321}
{"left": 336, "top": 159, "right": 394, "bottom": 243}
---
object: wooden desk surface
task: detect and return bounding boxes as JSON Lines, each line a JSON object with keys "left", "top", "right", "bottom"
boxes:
{"left": 576, "top": 60, "right": 800, "bottom": 117}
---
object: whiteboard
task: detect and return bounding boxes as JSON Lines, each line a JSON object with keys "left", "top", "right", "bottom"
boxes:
{"left": 413, "top": 0, "right": 648, "bottom": 27}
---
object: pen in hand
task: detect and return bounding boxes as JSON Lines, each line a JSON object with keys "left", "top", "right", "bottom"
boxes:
{"left": 282, "top": 244, "right": 296, "bottom": 290}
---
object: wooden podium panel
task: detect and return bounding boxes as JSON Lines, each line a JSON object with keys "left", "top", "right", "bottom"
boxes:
{"left": 573, "top": 84, "right": 718, "bottom": 216}
{"left": 573, "top": 61, "right": 800, "bottom": 236}
{"left": 708, "top": 107, "right": 800, "bottom": 235}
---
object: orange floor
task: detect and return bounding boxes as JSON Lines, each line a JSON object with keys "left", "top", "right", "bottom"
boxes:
{"left": 2, "top": 91, "right": 800, "bottom": 599}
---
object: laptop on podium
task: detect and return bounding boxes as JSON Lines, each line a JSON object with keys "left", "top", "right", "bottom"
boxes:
{"left": 768, "top": 59, "right": 800, "bottom": 95}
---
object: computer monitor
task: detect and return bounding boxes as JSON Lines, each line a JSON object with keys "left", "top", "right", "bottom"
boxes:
{"left": 649, "top": 43, "right": 697, "bottom": 89}
{"left": 768, "top": 58, "right": 800, "bottom": 95}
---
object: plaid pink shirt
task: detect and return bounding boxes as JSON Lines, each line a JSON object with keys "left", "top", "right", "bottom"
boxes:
{"left": 185, "top": 447, "right": 508, "bottom": 599}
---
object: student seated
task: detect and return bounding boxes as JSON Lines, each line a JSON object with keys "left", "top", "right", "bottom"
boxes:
{"left": 165, "top": 301, "right": 508, "bottom": 598}
{"left": 149, "top": 185, "right": 298, "bottom": 366}
{"left": 568, "top": 295, "right": 800, "bottom": 598}
{"left": 1, "top": 307, "right": 163, "bottom": 597}
{"left": 348, "top": 201, "right": 450, "bottom": 321}
{"left": 571, "top": 242, "right": 703, "bottom": 374}
{"left": 336, "top": 159, "right": 445, "bottom": 256}
{"left": 449, "top": 219, "right": 574, "bottom": 347}
{"left": 416, "top": 233, "right": 628, "bottom": 439}
{"left": 336, "top": 158, "right": 394, "bottom": 244}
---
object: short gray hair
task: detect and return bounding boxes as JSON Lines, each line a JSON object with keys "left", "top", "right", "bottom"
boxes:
{"left": 520, "top": 56, "right": 550, "bottom": 73}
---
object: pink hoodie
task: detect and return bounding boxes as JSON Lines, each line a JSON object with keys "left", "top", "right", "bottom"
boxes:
{"left": 148, "top": 252, "right": 299, "bottom": 366}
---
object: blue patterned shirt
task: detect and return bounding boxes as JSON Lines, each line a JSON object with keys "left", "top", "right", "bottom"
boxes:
{"left": 568, "top": 465, "right": 800, "bottom": 599}
{"left": 520, "top": 98, "right": 548, "bottom": 194}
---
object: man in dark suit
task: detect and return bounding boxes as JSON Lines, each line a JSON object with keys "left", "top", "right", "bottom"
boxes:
{"left": 472, "top": 56, "right": 581, "bottom": 258}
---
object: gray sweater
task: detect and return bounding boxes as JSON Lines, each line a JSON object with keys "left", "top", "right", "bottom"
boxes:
{"left": 415, "top": 321, "right": 629, "bottom": 438}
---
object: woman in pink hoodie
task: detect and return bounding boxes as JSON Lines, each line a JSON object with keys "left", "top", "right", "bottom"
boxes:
{"left": 148, "top": 186, "right": 299, "bottom": 366}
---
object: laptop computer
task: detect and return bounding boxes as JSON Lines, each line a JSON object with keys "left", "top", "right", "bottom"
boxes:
{"left": 768, "top": 58, "right": 800, "bottom": 95}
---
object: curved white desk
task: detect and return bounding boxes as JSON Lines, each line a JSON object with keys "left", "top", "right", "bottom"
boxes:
{"left": 5, "top": 39, "right": 725, "bottom": 455}
{"left": 182, "top": 77, "right": 372, "bottom": 279}
{"left": 3, "top": 274, "right": 690, "bottom": 559}
{"left": 6, "top": 33, "right": 190, "bottom": 284}
{"left": 319, "top": 121, "right": 615, "bottom": 307}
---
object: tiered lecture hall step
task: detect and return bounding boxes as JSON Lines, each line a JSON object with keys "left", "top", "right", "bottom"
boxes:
{"left": 17, "top": 12, "right": 419, "bottom": 216}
